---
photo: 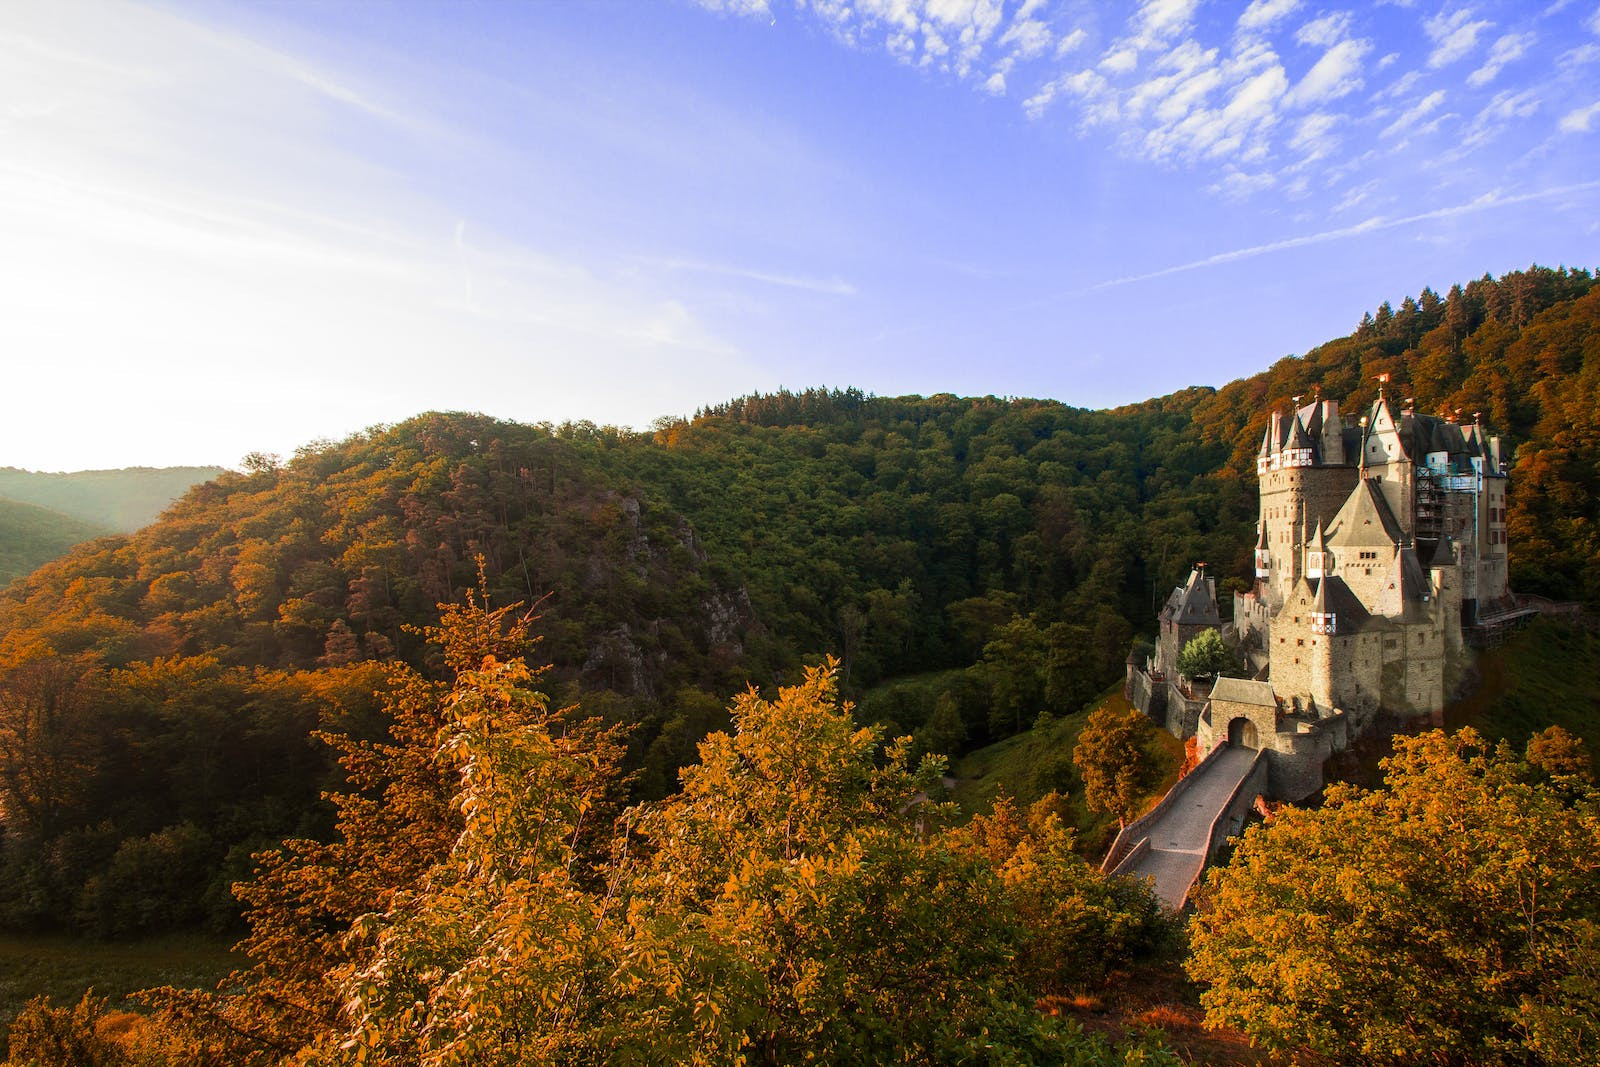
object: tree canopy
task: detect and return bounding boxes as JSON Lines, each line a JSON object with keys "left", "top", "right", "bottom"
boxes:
{"left": 1174, "top": 629, "right": 1237, "bottom": 680}
{"left": 1187, "top": 728, "right": 1600, "bottom": 1066}
{"left": 143, "top": 599, "right": 1177, "bottom": 1066}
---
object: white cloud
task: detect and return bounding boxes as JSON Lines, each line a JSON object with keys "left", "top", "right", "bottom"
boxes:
{"left": 695, "top": 0, "right": 773, "bottom": 16}
{"left": 1288, "top": 37, "right": 1372, "bottom": 106}
{"left": 1295, "top": 12, "right": 1353, "bottom": 48}
{"left": 1056, "top": 27, "right": 1087, "bottom": 55}
{"left": 1238, "top": 0, "right": 1302, "bottom": 33}
{"left": 1380, "top": 88, "right": 1447, "bottom": 138}
{"left": 649, "top": 257, "right": 857, "bottom": 295}
{"left": 1133, "top": 0, "right": 1200, "bottom": 45}
{"left": 1331, "top": 179, "right": 1378, "bottom": 212}
{"left": 1560, "top": 99, "right": 1600, "bottom": 132}
{"left": 1468, "top": 31, "right": 1534, "bottom": 85}
{"left": 1289, "top": 111, "right": 1342, "bottom": 158}
{"left": 1101, "top": 46, "right": 1140, "bottom": 73}
{"left": 1373, "top": 69, "right": 1422, "bottom": 100}
{"left": 1425, "top": 8, "right": 1492, "bottom": 68}
{"left": 1458, "top": 87, "right": 1540, "bottom": 147}
{"left": 983, "top": 69, "right": 1007, "bottom": 93}
{"left": 1209, "top": 169, "right": 1277, "bottom": 197}
{"left": 999, "top": 14, "right": 1052, "bottom": 59}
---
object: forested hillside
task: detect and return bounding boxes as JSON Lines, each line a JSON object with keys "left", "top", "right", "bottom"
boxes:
{"left": 0, "top": 499, "right": 107, "bottom": 587}
{"left": 0, "top": 466, "right": 224, "bottom": 533}
{"left": 0, "top": 265, "right": 1596, "bottom": 940}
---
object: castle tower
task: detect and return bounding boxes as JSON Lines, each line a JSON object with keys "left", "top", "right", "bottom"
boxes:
{"left": 1255, "top": 399, "right": 1360, "bottom": 611}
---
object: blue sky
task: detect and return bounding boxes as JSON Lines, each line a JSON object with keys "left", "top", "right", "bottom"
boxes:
{"left": 2, "top": 0, "right": 1597, "bottom": 470}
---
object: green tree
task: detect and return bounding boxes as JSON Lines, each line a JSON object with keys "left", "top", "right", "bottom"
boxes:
{"left": 1072, "top": 704, "right": 1160, "bottom": 828}
{"left": 1175, "top": 629, "right": 1237, "bottom": 680}
{"left": 1187, "top": 729, "right": 1600, "bottom": 1066}
{"left": 916, "top": 691, "right": 968, "bottom": 760}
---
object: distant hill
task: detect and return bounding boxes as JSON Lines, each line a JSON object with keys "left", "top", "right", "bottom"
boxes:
{"left": 0, "top": 497, "right": 108, "bottom": 586}
{"left": 0, "top": 465, "right": 225, "bottom": 532}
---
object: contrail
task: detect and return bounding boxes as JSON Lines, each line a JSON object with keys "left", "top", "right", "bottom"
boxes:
{"left": 1087, "top": 179, "right": 1600, "bottom": 292}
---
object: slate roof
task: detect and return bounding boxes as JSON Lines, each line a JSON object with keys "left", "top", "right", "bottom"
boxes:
{"left": 1325, "top": 478, "right": 1405, "bottom": 549}
{"left": 1210, "top": 677, "right": 1278, "bottom": 707}
{"left": 1309, "top": 575, "right": 1373, "bottom": 629}
{"left": 1160, "top": 568, "right": 1221, "bottom": 626}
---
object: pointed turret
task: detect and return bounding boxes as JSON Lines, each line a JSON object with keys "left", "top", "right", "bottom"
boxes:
{"left": 1310, "top": 574, "right": 1336, "bottom": 634}
{"left": 1255, "top": 520, "right": 1271, "bottom": 578}
{"left": 1305, "top": 521, "right": 1328, "bottom": 579}
{"left": 1283, "top": 414, "right": 1315, "bottom": 467}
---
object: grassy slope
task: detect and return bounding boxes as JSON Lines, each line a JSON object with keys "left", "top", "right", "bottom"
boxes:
{"left": 0, "top": 466, "right": 223, "bottom": 533}
{"left": 949, "top": 687, "right": 1185, "bottom": 855}
{"left": 0, "top": 497, "right": 108, "bottom": 586}
{"left": 0, "top": 934, "right": 235, "bottom": 1052}
{"left": 1446, "top": 618, "right": 1600, "bottom": 769}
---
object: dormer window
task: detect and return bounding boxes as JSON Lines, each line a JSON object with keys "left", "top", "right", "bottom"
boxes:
{"left": 1282, "top": 447, "right": 1313, "bottom": 468}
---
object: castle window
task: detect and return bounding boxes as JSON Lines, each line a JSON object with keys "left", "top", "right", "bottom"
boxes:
{"left": 1297, "top": 638, "right": 1304, "bottom": 646}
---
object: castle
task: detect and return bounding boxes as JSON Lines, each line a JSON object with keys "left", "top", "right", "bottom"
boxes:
{"left": 1129, "top": 389, "right": 1518, "bottom": 800}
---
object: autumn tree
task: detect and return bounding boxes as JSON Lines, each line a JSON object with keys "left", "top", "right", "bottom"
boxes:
{"left": 284, "top": 658, "right": 1181, "bottom": 1065}
{"left": 1187, "top": 729, "right": 1600, "bottom": 1066}
{"left": 949, "top": 793, "right": 1173, "bottom": 994}
{"left": 322, "top": 637, "right": 628, "bottom": 1065}
{"left": 619, "top": 662, "right": 1052, "bottom": 1064}
{"left": 148, "top": 590, "right": 565, "bottom": 1063}
{"left": 1072, "top": 704, "right": 1161, "bottom": 827}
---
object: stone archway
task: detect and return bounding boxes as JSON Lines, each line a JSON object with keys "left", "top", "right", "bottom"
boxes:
{"left": 1227, "top": 716, "right": 1259, "bottom": 749}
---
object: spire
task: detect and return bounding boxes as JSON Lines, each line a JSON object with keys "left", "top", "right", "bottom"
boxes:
{"left": 1310, "top": 572, "right": 1337, "bottom": 635}
{"left": 1306, "top": 519, "right": 1328, "bottom": 579}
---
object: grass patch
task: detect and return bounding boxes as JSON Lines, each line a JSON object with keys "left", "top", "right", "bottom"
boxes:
{"left": 949, "top": 686, "right": 1183, "bottom": 854}
{"left": 0, "top": 933, "right": 236, "bottom": 1035}
{"left": 1446, "top": 619, "right": 1600, "bottom": 770}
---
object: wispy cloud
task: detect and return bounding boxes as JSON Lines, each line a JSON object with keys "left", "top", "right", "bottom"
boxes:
{"left": 1238, "top": 0, "right": 1302, "bottom": 35}
{"left": 1560, "top": 100, "right": 1600, "bottom": 132}
{"left": 1468, "top": 32, "right": 1535, "bottom": 86}
{"left": 697, "top": 0, "right": 1592, "bottom": 217}
{"left": 648, "top": 257, "right": 857, "bottom": 296}
{"left": 1425, "top": 7, "right": 1493, "bottom": 68}
{"left": 1381, "top": 88, "right": 1448, "bottom": 139}
{"left": 1087, "top": 180, "right": 1600, "bottom": 291}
